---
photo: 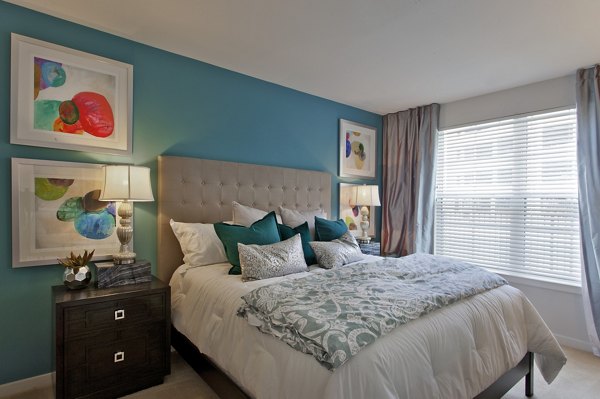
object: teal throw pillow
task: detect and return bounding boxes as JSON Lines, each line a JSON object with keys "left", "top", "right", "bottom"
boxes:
{"left": 314, "top": 216, "right": 349, "bottom": 241}
{"left": 214, "top": 211, "right": 281, "bottom": 275}
{"left": 278, "top": 222, "right": 317, "bottom": 265}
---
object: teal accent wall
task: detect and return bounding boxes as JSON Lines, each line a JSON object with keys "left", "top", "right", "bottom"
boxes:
{"left": 0, "top": 1, "right": 382, "bottom": 384}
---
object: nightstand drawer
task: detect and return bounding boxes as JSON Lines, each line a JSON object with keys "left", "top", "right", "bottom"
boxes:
{"left": 64, "top": 292, "right": 166, "bottom": 338}
{"left": 54, "top": 278, "right": 170, "bottom": 399}
{"left": 64, "top": 323, "right": 167, "bottom": 398}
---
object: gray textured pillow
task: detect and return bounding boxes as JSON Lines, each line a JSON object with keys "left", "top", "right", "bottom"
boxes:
{"left": 238, "top": 234, "right": 308, "bottom": 281}
{"left": 278, "top": 206, "right": 327, "bottom": 240}
{"left": 309, "top": 232, "right": 364, "bottom": 269}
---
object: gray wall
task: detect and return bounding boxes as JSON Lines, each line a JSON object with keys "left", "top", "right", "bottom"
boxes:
{"left": 440, "top": 74, "right": 590, "bottom": 351}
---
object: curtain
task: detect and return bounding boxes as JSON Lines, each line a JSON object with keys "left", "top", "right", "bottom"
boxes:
{"left": 382, "top": 103, "right": 440, "bottom": 256}
{"left": 576, "top": 65, "right": 600, "bottom": 356}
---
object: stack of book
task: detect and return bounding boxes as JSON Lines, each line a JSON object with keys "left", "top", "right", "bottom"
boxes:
{"left": 95, "top": 259, "right": 152, "bottom": 288}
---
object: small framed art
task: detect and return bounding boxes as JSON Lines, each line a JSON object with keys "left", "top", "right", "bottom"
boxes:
{"left": 10, "top": 33, "right": 133, "bottom": 155}
{"left": 339, "top": 119, "right": 376, "bottom": 178}
{"left": 12, "top": 158, "right": 123, "bottom": 267}
{"left": 339, "top": 183, "right": 375, "bottom": 237}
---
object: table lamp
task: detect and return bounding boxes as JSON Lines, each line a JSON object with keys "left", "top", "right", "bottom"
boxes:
{"left": 352, "top": 184, "right": 381, "bottom": 243}
{"left": 99, "top": 165, "right": 154, "bottom": 264}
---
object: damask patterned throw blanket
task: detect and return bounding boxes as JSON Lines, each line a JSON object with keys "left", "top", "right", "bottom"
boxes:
{"left": 237, "top": 253, "right": 507, "bottom": 370}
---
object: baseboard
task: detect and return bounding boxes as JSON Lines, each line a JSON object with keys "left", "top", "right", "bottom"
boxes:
{"left": 554, "top": 333, "right": 593, "bottom": 353}
{"left": 0, "top": 372, "right": 53, "bottom": 397}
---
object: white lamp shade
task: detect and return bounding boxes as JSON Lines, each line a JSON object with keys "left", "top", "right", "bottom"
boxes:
{"left": 99, "top": 165, "right": 154, "bottom": 201}
{"left": 354, "top": 185, "right": 381, "bottom": 207}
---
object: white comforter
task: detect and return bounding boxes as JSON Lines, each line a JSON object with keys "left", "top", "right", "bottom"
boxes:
{"left": 170, "top": 258, "right": 566, "bottom": 399}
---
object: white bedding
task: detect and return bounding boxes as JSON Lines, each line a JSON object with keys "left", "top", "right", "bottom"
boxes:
{"left": 170, "top": 258, "right": 566, "bottom": 399}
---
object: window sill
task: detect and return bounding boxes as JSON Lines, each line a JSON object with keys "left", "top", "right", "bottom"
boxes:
{"left": 490, "top": 269, "right": 582, "bottom": 295}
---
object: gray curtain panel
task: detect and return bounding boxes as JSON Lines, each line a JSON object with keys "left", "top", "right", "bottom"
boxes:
{"left": 576, "top": 65, "right": 600, "bottom": 356}
{"left": 382, "top": 104, "right": 440, "bottom": 256}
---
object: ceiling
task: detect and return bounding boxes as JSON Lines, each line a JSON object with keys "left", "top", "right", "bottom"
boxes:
{"left": 7, "top": 0, "right": 600, "bottom": 115}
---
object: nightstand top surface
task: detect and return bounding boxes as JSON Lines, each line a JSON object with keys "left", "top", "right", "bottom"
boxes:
{"left": 53, "top": 276, "right": 168, "bottom": 305}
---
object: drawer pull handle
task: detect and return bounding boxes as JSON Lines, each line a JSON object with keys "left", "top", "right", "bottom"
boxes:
{"left": 114, "top": 309, "right": 125, "bottom": 320}
{"left": 114, "top": 351, "right": 125, "bottom": 363}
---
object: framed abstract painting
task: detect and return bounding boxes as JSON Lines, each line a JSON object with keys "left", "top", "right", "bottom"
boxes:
{"left": 339, "top": 183, "right": 375, "bottom": 237}
{"left": 12, "top": 158, "right": 123, "bottom": 267}
{"left": 339, "top": 119, "right": 376, "bottom": 178}
{"left": 10, "top": 34, "right": 133, "bottom": 155}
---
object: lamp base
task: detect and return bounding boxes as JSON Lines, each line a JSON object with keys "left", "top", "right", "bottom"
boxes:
{"left": 112, "top": 251, "right": 136, "bottom": 265}
{"left": 114, "top": 201, "right": 135, "bottom": 265}
{"left": 359, "top": 206, "right": 371, "bottom": 244}
{"left": 357, "top": 236, "right": 372, "bottom": 244}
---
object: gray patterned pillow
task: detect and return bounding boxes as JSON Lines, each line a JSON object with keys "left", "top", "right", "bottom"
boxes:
{"left": 309, "top": 232, "right": 364, "bottom": 269}
{"left": 238, "top": 234, "right": 308, "bottom": 281}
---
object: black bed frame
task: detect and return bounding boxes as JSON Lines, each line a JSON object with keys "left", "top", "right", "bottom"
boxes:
{"left": 171, "top": 326, "right": 534, "bottom": 399}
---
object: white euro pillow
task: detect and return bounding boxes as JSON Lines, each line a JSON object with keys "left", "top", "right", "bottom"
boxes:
{"left": 278, "top": 206, "right": 327, "bottom": 240}
{"left": 170, "top": 219, "right": 228, "bottom": 267}
{"left": 232, "top": 201, "right": 282, "bottom": 227}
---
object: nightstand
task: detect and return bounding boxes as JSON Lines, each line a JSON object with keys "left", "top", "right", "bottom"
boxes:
{"left": 359, "top": 241, "right": 381, "bottom": 255}
{"left": 53, "top": 277, "right": 170, "bottom": 399}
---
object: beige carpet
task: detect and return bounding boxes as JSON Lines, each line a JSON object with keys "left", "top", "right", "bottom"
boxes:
{"left": 504, "top": 346, "right": 600, "bottom": 399}
{"left": 4, "top": 346, "right": 599, "bottom": 398}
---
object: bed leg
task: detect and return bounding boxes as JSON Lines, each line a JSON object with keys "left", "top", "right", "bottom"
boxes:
{"left": 525, "top": 352, "right": 534, "bottom": 397}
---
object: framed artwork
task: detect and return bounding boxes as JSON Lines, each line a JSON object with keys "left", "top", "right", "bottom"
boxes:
{"left": 12, "top": 158, "right": 123, "bottom": 267}
{"left": 10, "top": 33, "right": 133, "bottom": 155}
{"left": 339, "top": 119, "right": 376, "bottom": 178}
{"left": 339, "top": 183, "right": 375, "bottom": 237}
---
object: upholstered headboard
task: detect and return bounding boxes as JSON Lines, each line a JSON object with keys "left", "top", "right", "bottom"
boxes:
{"left": 157, "top": 155, "right": 332, "bottom": 282}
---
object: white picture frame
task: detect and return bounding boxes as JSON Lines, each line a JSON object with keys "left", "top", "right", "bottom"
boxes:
{"left": 339, "top": 119, "right": 377, "bottom": 178}
{"left": 12, "top": 158, "right": 124, "bottom": 267}
{"left": 10, "top": 33, "right": 133, "bottom": 155}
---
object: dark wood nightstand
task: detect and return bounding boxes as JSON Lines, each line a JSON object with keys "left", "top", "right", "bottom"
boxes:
{"left": 53, "top": 277, "right": 170, "bottom": 399}
{"left": 359, "top": 241, "right": 381, "bottom": 255}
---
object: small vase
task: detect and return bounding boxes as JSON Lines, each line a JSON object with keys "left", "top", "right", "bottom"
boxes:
{"left": 63, "top": 265, "right": 92, "bottom": 290}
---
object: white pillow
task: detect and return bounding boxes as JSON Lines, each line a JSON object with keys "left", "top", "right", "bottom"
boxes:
{"left": 278, "top": 206, "right": 327, "bottom": 240}
{"left": 238, "top": 234, "right": 308, "bottom": 281}
{"left": 309, "top": 232, "right": 364, "bottom": 269}
{"left": 170, "top": 219, "right": 228, "bottom": 267}
{"left": 232, "top": 201, "right": 282, "bottom": 227}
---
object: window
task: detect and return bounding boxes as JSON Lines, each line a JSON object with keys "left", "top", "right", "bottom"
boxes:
{"left": 434, "top": 108, "right": 580, "bottom": 285}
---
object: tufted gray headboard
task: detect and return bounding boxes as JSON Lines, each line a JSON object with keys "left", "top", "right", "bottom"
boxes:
{"left": 157, "top": 155, "right": 332, "bottom": 282}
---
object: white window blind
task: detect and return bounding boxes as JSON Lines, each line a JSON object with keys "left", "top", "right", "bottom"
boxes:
{"left": 435, "top": 108, "right": 580, "bottom": 285}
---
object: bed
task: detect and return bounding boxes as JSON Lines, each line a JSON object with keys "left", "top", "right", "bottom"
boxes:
{"left": 157, "top": 155, "right": 566, "bottom": 399}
